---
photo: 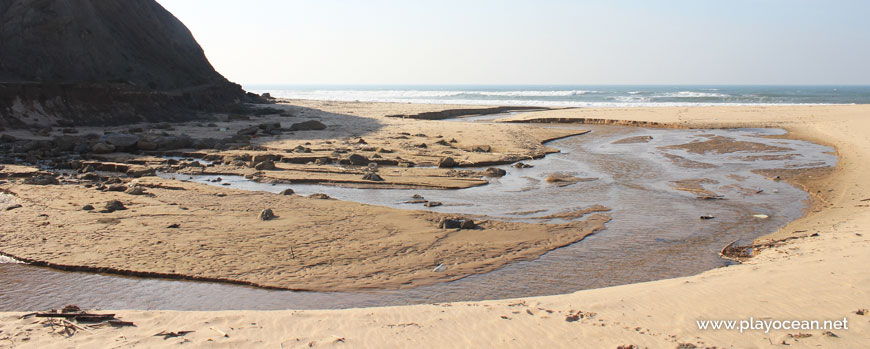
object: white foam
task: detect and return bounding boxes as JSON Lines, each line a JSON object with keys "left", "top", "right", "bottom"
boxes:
{"left": 475, "top": 90, "right": 594, "bottom": 97}
{"left": 0, "top": 255, "right": 22, "bottom": 264}
{"left": 252, "top": 89, "right": 841, "bottom": 108}
{"left": 653, "top": 91, "right": 729, "bottom": 98}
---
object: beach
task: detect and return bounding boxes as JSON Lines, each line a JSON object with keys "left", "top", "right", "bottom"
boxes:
{"left": 1, "top": 102, "right": 868, "bottom": 347}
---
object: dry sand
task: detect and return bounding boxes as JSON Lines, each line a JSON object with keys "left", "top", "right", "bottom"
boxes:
{"left": 1, "top": 103, "right": 869, "bottom": 347}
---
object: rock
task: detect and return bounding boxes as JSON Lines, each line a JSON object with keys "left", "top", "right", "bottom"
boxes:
{"left": 78, "top": 165, "right": 95, "bottom": 173}
{"left": 237, "top": 126, "right": 259, "bottom": 136}
{"left": 362, "top": 173, "right": 384, "bottom": 181}
{"left": 438, "top": 217, "right": 476, "bottom": 229}
{"left": 435, "top": 139, "right": 450, "bottom": 146}
{"left": 460, "top": 219, "right": 476, "bottom": 229}
{"left": 288, "top": 120, "right": 327, "bottom": 131}
{"left": 91, "top": 142, "right": 116, "bottom": 153}
{"left": 314, "top": 157, "right": 331, "bottom": 165}
{"left": 156, "top": 135, "right": 193, "bottom": 150}
{"left": 252, "top": 154, "right": 278, "bottom": 164}
{"left": 309, "top": 193, "right": 331, "bottom": 200}
{"left": 101, "top": 133, "right": 140, "bottom": 149}
{"left": 254, "top": 160, "right": 276, "bottom": 171}
{"left": 412, "top": 194, "right": 425, "bottom": 199}
{"left": 472, "top": 145, "right": 491, "bottom": 153}
{"left": 699, "top": 215, "right": 715, "bottom": 220}
{"left": 398, "top": 161, "right": 415, "bottom": 168}
{"left": 438, "top": 157, "right": 456, "bottom": 168}
{"left": 424, "top": 201, "right": 442, "bottom": 207}
{"left": 25, "top": 174, "right": 60, "bottom": 185}
{"left": 136, "top": 139, "right": 158, "bottom": 151}
{"left": 79, "top": 172, "right": 99, "bottom": 181}
{"left": 104, "top": 200, "right": 126, "bottom": 212}
{"left": 258, "top": 208, "right": 276, "bottom": 221}
{"left": 258, "top": 122, "right": 281, "bottom": 130}
{"left": 279, "top": 188, "right": 295, "bottom": 195}
{"left": 415, "top": 143, "right": 427, "bottom": 148}
{"left": 82, "top": 204, "right": 94, "bottom": 211}
{"left": 483, "top": 167, "right": 507, "bottom": 177}
{"left": 449, "top": 138, "right": 458, "bottom": 143}
{"left": 52, "top": 135, "right": 83, "bottom": 151}
{"left": 125, "top": 186, "right": 146, "bottom": 195}
{"left": 347, "top": 154, "right": 369, "bottom": 166}
{"left": 5, "top": 204, "right": 22, "bottom": 211}
{"left": 167, "top": 223, "right": 180, "bottom": 228}
{"left": 106, "top": 184, "right": 127, "bottom": 192}
{"left": 126, "top": 167, "right": 156, "bottom": 178}
{"left": 513, "top": 162, "right": 533, "bottom": 169}
{"left": 357, "top": 138, "right": 367, "bottom": 144}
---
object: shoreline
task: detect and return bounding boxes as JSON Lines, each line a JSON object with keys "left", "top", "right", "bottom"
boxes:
{"left": 1, "top": 102, "right": 868, "bottom": 347}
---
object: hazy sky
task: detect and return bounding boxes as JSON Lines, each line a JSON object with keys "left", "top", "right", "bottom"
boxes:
{"left": 156, "top": 0, "right": 870, "bottom": 85}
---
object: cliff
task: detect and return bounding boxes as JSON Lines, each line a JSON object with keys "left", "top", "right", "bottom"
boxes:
{"left": 0, "top": 0, "right": 249, "bottom": 127}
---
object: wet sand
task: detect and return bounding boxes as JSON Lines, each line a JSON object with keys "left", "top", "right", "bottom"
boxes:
{"left": 1, "top": 103, "right": 869, "bottom": 347}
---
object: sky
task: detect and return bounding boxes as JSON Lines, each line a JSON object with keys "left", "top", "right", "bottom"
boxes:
{"left": 155, "top": 0, "right": 870, "bottom": 86}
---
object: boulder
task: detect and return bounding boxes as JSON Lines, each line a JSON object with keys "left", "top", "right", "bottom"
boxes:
{"left": 104, "top": 200, "right": 126, "bottom": 212}
{"left": 254, "top": 160, "right": 276, "bottom": 171}
{"left": 258, "top": 208, "right": 276, "bottom": 221}
{"left": 424, "top": 201, "right": 442, "bottom": 207}
{"left": 309, "top": 193, "right": 331, "bottom": 200}
{"left": 483, "top": 167, "right": 507, "bottom": 177}
{"left": 348, "top": 154, "right": 369, "bottom": 166}
{"left": 156, "top": 135, "right": 194, "bottom": 150}
{"left": 279, "top": 188, "right": 295, "bottom": 195}
{"left": 136, "top": 139, "right": 159, "bottom": 151}
{"left": 101, "top": 133, "right": 140, "bottom": 149}
{"left": 472, "top": 145, "right": 492, "bottom": 153}
{"left": 438, "top": 217, "right": 477, "bottom": 229}
{"left": 438, "top": 157, "right": 456, "bottom": 168}
{"left": 252, "top": 154, "right": 278, "bottom": 164}
{"left": 126, "top": 166, "right": 156, "bottom": 178}
{"left": 258, "top": 122, "right": 281, "bottom": 130}
{"left": 106, "top": 184, "right": 127, "bottom": 192}
{"left": 52, "top": 135, "right": 82, "bottom": 152}
{"left": 25, "top": 174, "right": 59, "bottom": 185}
{"left": 125, "top": 186, "right": 146, "bottom": 195}
{"left": 91, "top": 142, "right": 115, "bottom": 154}
{"left": 288, "top": 120, "right": 327, "bottom": 131}
{"left": 362, "top": 173, "right": 384, "bottom": 181}
{"left": 82, "top": 204, "right": 94, "bottom": 211}
{"left": 237, "top": 126, "right": 259, "bottom": 136}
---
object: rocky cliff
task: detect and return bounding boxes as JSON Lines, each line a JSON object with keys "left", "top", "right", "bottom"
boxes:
{"left": 0, "top": 0, "right": 249, "bottom": 127}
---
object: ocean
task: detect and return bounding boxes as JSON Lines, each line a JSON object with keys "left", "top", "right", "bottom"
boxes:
{"left": 246, "top": 85, "right": 870, "bottom": 108}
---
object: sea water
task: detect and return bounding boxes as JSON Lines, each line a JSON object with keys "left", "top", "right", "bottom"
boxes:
{"left": 247, "top": 85, "right": 870, "bottom": 107}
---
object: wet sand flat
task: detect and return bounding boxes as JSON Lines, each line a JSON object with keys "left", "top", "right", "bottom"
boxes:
{"left": 1, "top": 103, "right": 869, "bottom": 347}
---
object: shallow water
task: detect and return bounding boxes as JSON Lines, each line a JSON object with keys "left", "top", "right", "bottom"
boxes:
{"left": 0, "top": 125, "right": 836, "bottom": 311}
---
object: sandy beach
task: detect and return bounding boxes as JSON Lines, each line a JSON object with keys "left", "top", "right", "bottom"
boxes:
{"left": 0, "top": 102, "right": 867, "bottom": 347}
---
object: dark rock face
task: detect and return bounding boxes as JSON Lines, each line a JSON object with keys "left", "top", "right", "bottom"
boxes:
{"left": 0, "top": 0, "right": 247, "bottom": 127}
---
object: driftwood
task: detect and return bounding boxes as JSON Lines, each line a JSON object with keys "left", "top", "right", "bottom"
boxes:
{"left": 210, "top": 326, "right": 229, "bottom": 337}
{"left": 155, "top": 330, "right": 195, "bottom": 339}
{"left": 36, "top": 312, "right": 116, "bottom": 322}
